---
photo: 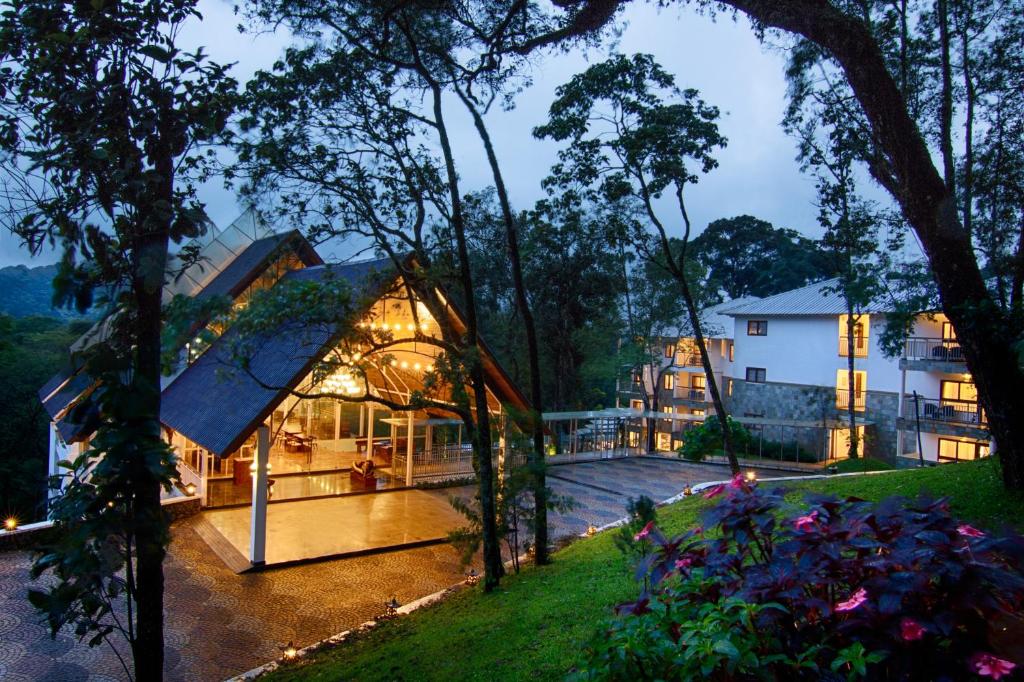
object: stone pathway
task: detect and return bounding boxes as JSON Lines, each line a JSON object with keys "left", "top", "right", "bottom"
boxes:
{"left": 0, "top": 457, "right": 795, "bottom": 681}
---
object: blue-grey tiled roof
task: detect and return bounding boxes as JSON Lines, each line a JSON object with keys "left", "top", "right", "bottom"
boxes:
{"left": 160, "top": 258, "right": 394, "bottom": 455}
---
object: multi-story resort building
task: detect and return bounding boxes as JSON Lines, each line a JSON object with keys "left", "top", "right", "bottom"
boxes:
{"left": 621, "top": 279, "right": 991, "bottom": 465}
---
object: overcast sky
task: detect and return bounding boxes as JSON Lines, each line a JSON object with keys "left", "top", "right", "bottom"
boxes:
{"left": 0, "top": 0, "right": 830, "bottom": 268}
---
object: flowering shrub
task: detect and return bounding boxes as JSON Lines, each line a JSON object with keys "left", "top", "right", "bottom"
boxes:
{"left": 576, "top": 475, "right": 1024, "bottom": 680}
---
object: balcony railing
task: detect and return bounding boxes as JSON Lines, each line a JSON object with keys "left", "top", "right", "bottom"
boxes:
{"left": 675, "top": 352, "right": 703, "bottom": 367}
{"left": 835, "top": 388, "right": 866, "bottom": 412}
{"left": 904, "top": 337, "right": 965, "bottom": 362}
{"left": 904, "top": 396, "right": 986, "bottom": 426}
{"left": 674, "top": 386, "right": 705, "bottom": 401}
{"left": 838, "top": 335, "right": 869, "bottom": 357}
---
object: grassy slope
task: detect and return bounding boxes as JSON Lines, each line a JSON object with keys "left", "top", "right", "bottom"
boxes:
{"left": 267, "top": 459, "right": 1024, "bottom": 682}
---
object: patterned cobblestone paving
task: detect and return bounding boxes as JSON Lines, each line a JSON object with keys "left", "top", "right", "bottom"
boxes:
{"left": 0, "top": 457, "right": 794, "bottom": 681}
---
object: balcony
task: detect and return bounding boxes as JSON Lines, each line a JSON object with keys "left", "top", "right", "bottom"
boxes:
{"left": 834, "top": 388, "right": 866, "bottom": 412}
{"left": 903, "top": 396, "right": 986, "bottom": 427}
{"left": 673, "top": 386, "right": 706, "bottom": 404}
{"left": 674, "top": 351, "right": 703, "bottom": 368}
{"left": 902, "top": 337, "right": 965, "bottom": 371}
{"left": 838, "top": 335, "right": 869, "bottom": 358}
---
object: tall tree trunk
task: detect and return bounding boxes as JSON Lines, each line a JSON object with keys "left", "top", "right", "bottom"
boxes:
{"left": 130, "top": 229, "right": 170, "bottom": 681}
{"left": 459, "top": 95, "right": 550, "bottom": 565}
{"left": 429, "top": 84, "right": 504, "bottom": 589}
{"left": 675, "top": 274, "right": 740, "bottom": 474}
{"left": 845, "top": 306, "right": 860, "bottom": 459}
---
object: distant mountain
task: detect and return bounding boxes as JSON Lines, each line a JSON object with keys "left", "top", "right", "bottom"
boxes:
{"left": 0, "top": 264, "right": 95, "bottom": 320}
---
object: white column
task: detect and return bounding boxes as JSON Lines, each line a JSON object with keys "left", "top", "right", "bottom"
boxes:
{"left": 250, "top": 425, "right": 269, "bottom": 566}
{"left": 366, "top": 403, "right": 375, "bottom": 458}
{"left": 199, "top": 448, "right": 209, "bottom": 506}
{"left": 896, "top": 367, "right": 907, "bottom": 459}
{"left": 405, "top": 412, "right": 414, "bottom": 486}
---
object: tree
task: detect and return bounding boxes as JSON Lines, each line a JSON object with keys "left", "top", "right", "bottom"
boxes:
{"left": 691, "top": 215, "right": 831, "bottom": 299}
{"left": 0, "top": 2, "right": 234, "bottom": 677}
{"left": 465, "top": 192, "right": 625, "bottom": 413}
{"left": 620, "top": 251, "right": 700, "bottom": 453}
{"left": 0, "top": 316, "right": 88, "bottom": 524}
{"left": 237, "top": 0, "right": 559, "bottom": 568}
{"left": 536, "top": 53, "right": 741, "bottom": 474}
{"left": 233, "top": 10, "right": 514, "bottom": 586}
{"left": 474, "top": 0, "right": 1024, "bottom": 489}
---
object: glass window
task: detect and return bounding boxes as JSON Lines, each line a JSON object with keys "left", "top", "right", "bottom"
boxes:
{"left": 941, "top": 380, "right": 978, "bottom": 402}
{"left": 692, "top": 375, "right": 706, "bottom": 390}
{"left": 311, "top": 399, "right": 337, "bottom": 440}
{"left": 664, "top": 343, "right": 675, "bottom": 358}
{"left": 630, "top": 400, "right": 643, "bottom": 411}
{"left": 942, "top": 321, "right": 956, "bottom": 340}
{"left": 938, "top": 438, "right": 989, "bottom": 462}
{"left": 745, "top": 367, "right": 766, "bottom": 383}
{"left": 728, "top": 342, "right": 734, "bottom": 362}
{"left": 663, "top": 373, "right": 675, "bottom": 390}
{"left": 747, "top": 320, "right": 768, "bottom": 336}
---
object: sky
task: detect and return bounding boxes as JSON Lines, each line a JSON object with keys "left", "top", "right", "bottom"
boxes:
{"left": 0, "top": 0, "right": 827, "bottom": 268}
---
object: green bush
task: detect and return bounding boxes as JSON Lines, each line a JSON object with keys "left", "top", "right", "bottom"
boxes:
{"left": 678, "top": 416, "right": 751, "bottom": 462}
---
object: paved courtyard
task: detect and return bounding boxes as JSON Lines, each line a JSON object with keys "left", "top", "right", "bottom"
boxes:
{"left": 0, "top": 457, "right": 792, "bottom": 681}
{"left": 203, "top": 489, "right": 467, "bottom": 568}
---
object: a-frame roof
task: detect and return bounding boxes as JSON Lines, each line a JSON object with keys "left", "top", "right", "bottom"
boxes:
{"left": 41, "top": 227, "right": 322, "bottom": 444}
{"left": 160, "top": 258, "right": 532, "bottom": 456}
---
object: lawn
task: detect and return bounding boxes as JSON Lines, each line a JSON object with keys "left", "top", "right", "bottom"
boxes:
{"left": 266, "top": 458, "right": 1024, "bottom": 681}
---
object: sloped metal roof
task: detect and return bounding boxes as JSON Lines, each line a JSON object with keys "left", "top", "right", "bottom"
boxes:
{"left": 664, "top": 296, "right": 759, "bottom": 339}
{"left": 721, "top": 279, "right": 893, "bottom": 316}
{"left": 160, "top": 258, "right": 392, "bottom": 455}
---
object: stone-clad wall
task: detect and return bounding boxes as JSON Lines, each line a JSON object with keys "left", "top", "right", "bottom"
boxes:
{"left": 726, "top": 379, "right": 899, "bottom": 460}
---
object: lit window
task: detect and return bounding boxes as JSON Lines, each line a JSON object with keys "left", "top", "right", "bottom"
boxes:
{"left": 692, "top": 408, "right": 705, "bottom": 417}
{"left": 839, "top": 315, "right": 869, "bottom": 357}
{"left": 663, "top": 373, "right": 674, "bottom": 390}
{"left": 745, "top": 367, "right": 766, "bottom": 383}
{"left": 938, "top": 438, "right": 989, "bottom": 462}
{"left": 728, "top": 342, "right": 734, "bottom": 362}
{"left": 664, "top": 343, "right": 675, "bottom": 358}
{"left": 747, "top": 320, "right": 768, "bottom": 336}
{"left": 630, "top": 400, "right": 643, "bottom": 411}
{"left": 662, "top": 406, "right": 673, "bottom": 414}
{"left": 835, "top": 370, "right": 867, "bottom": 411}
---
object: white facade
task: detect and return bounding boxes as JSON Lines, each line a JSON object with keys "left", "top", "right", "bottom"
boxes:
{"left": 624, "top": 279, "right": 991, "bottom": 464}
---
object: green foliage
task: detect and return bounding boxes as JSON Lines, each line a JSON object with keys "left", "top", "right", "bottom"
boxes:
{"left": 449, "top": 462, "right": 576, "bottom": 574}
{"left": 0, "top": 315, "right": 85, "bottom": 523}
{"left": 30, "top": 356, "right": 177, "bottom": 674}
{"left": 678, "top": 417, "right": 751, "bottom": 463}
{"left": 573, "top": 585, "right": 782, "bottom": 681}
{"left": 0, "top": 265, "right": 97, "bottom": 320}
{"left": 612, "top": 495, "right": 658, "bottom": 590}
{"left": 691, "top": 215, "right": 831, "bottom": 300}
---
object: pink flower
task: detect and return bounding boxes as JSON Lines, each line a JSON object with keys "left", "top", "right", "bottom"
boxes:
{"left": 835, "top": 587, "right": 868, "bottom": 612}
{"left": 794, "top": 510, "right": 819, "bottom": 531}
{"left": 970, "top": 653, "right": 1016, "bottom": 680}
{"left": 702, "top": 484, "right": 726, "bottom": 500}
{"left": 674, "top": 556, "right": 693, "bottom": 571}
{"left": 728, "top": 473, "right": 745, "bottom": 489}
{"left": 634, "top": 521, "right": 655, "bottom": 542}
{"left": 900, "top": 618, "right": 925, "bottom": 641}
{"left": 957, "top": 524, "right": 985, "bottom": 538}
